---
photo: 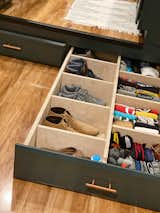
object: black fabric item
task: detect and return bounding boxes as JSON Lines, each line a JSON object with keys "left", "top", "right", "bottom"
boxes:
{"left": 136, "top": 82, "right": 159, "bottom": 94}
{"left": 135, "top": 122, "right": 159, "bottom": 130}
{"left": 118, "top": 78, "right": 136, "bottom": 88}
{"left": 119, "top": 135, "right": 133, "bottom": 149}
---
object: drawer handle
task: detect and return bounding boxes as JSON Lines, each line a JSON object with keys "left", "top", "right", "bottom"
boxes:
{"left": 86, "top": 179, "right": 117, "bottom": 194}
{"left": 2, "top": 44, "right": 22, "bottom": 51}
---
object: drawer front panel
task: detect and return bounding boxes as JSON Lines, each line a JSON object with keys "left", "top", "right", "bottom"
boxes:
{"left": 14, "top": 144, "right": 160, "bottom": 211}
{"left": 0, "top": 29, "right": 67, "bottom": 66}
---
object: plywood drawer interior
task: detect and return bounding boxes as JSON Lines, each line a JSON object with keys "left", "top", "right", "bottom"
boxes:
{"left": 14, "top": 47, "right": 160, "bottom": 211}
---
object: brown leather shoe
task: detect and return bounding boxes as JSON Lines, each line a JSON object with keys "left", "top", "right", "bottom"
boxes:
{"left": 43, "top": 116, "right": 74, "bottom": 131}
{"left": 47, "top": 107, "right": 99, "bottom": 136}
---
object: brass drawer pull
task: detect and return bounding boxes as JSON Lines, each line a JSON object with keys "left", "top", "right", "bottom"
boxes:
{"left": 86, "top": 179, "right": 117, "bottom": 194}
{"left": 2, "top": 44, "right": 22, "bottom": 51}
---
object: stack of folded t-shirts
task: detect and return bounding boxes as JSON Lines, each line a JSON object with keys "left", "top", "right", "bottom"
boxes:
{"left": 134, "top": 108, "right": 160, "bottom": 134}
{"left": 113, "top": 103, "right": 160, "bottom": 134}
{"left": 108, "top": 132, "right": 160, "bottom": 176}
{"left": 118, "top": 78, "right": 160, "bottom": 102}
{"left": 113, "top": 104, "right": 136, "bottom": 128}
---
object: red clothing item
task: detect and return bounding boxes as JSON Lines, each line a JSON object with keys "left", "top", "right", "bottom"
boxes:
{"left": 115, "top": 104, "right": 135, "bottom": 115}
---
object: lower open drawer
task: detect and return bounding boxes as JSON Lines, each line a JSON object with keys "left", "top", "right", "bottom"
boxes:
{"left": 14, "top": 144, "right": 160, "bottom": 211}
{"left": 13, "top": 47, "right": 160, "bottom": 212}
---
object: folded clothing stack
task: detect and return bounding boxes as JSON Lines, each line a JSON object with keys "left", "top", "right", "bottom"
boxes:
{"left": 118, "top": 78, "right": 160, "bottom": 102}
{"left": 58, "top": 84, "right": 106, "bottom": 106}
{"left": 120, "top": 58, "right": 160, "bottom": 78}
{"left": 113, "top": 104, "right": 136, "bottom": 128}
{"left": 113, "top": 103, "right": 160, "bottom": 134}
{"left": 108, "top": 132, "right": 160, "bottom": 176}
{"left": 66, "top": 58, "right": 102, "bottom": 80}
{"left": 135, "top": 108, "right": 159, "bottom": 134}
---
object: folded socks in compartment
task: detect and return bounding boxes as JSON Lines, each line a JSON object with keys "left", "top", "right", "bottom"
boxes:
{"left": 66, "top": 58, "right": 102, "bottom": 80}
{"left": 108, "top": 131, "right": 160, "bottom": 176}
{"left": 58, "top": 84, "right": 106, "bottom": 106}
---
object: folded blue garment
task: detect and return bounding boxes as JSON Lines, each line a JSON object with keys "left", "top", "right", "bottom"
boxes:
{"left": 114, "top": 110, "right": 136, "bottom": 121}
{"left": 144, "top": 148, "right": 154, "bottom": 162}
{"left": 135, "top": 160, "right": 141, "bottom": 171}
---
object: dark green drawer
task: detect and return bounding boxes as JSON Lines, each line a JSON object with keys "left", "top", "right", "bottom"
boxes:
{"left": 0, "top": 29, "right": 67, "bottom": 66}
{"left": 14, "top": 144, "right": 160, "bottom": 212}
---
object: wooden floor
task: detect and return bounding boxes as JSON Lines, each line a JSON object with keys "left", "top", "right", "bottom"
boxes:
{"left": 0, "top": 0, "right": 143, "bottom": 43}
{"left": 0, "top": 54, "right": 157, "bottom": 213}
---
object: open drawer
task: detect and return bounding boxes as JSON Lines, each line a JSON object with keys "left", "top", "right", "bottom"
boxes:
{"left": 14, "top": 47, "right": 160, "bottom": 212}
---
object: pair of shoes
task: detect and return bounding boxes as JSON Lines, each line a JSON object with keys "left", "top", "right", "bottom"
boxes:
{"left": 59, "top": 84, "right": 106, "bottom": 106}
{"left": 43, "top": 107, "right": 99, "bottom": 136}
{"left": 66, "top": 58, "right": 102, "bottom": 80}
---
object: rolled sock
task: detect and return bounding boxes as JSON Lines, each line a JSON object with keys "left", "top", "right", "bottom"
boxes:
{"left": 146, "top": 162, "right": 154, "bottom": 175}
{"left": 141, "top": 67, "right": 159, "bottom": 78}
{"left": 144, "top": 148, "right": 154, "bottom": 162}
{"left": 108, "top": 157, "right": 117, "bottom": 165}
{"left": 120, "top": 60, "right": 128, "bottom": 71}
{"left": 118, "top": 89, "right": 136, "bottom": 97}
{"left": 131, "top": 143, "right": 144, "bottom": 161}
{"left": 136, "top": 89, "right": 159, "bottom": 98}
{"left": 114, "top": 111, "right": 136, "bottom": 121}
{"left": 135, "top": 160, "right": 141, "bottom": 171}
{"left": 117, "top": 157, "right": 124, "bottom": 165}
{"left": 128, "top": 156, "right": 135, "bottom": 170}
{"left": 120, "top": 135, "right": 133, "bottom": 149}
{"left": 115, "top": 104, "right": 135, "bottom": 115}
{"left": 152, "top": 161, "right": 160, "bottom": 176}
{"left": 141, "top": 161, "right": 151, "bottom": 174}
{"left": 135, "top": 111, "right": 158, "bottom": 120}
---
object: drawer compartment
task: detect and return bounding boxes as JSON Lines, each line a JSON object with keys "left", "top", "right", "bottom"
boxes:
{"left": 0, "top": 29, "right": 67, "bottom": 66}
{"left": 14, "top": 144, "right": 160, "bottom": 212}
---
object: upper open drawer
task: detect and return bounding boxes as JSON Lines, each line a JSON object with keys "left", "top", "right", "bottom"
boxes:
{"left": 0, "top": 29, "right": 68, "bottom": 66}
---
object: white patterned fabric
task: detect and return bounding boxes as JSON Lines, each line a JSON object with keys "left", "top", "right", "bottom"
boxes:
{"left": 65, "top": 0, "right": 140, "bottom": 35}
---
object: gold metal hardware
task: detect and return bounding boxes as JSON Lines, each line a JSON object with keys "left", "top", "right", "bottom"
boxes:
{"left": 86, "top": 179, "right": 117, "bottom": 194}
{"left": 2, "top": 44, "right": 22, "bottom": 51}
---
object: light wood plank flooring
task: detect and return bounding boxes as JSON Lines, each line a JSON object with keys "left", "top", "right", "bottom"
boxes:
{"left": 0, "top": 55, "right": 157, "bottom": 213}
{"left": 0, "top": 0, "right": 143, "bottom": 43}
